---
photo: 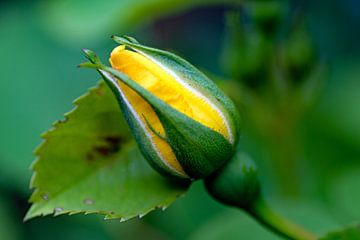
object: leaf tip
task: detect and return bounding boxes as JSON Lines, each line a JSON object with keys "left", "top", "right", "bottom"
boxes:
{"left": 81, "top": 48, "right": 101, "bottom": 64}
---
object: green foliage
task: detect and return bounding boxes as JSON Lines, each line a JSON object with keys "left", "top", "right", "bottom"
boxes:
{"left": 219, "top": 1, "right": 327, "bottom": 198}
{"left": 0, "top": 197, "right": 20, "bottom": 240}
{"left": 0, "top": 6, "right": 95, "bottom": 191}
{"left": 26, "top": 215, "right": 113, "bottom": 240}
{"left": 37, "top": 0, "right": 240, "bottom": 46}
{"left": 26, "top": 82, "right": 189, "bottom": 221}
{"left": 190, "top": 210, "right": 280, "bottom": 240}
{"left": 1, "top": 0, "right": 359, "bottom": 239}
{"left": 320, "top": 225, "right": 360, "bottom": 240}
{"left": 314, "top": 62, "right": 360, "bottom": 148}
{"left": 145, "top": 182, "right": 225, "bottom": 239}
{"left": 329, "top": 169, "right": 360, "bottom": 221}
{"left": 190, "top": 199, "right": 340, "bottom": 240}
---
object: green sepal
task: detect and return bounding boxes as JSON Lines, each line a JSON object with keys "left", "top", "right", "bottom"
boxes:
{"left": 154, "top": 98, "right": 233, "bottom": 179}
{"left": 82, "top": 50, "right": 234, "bottom": 179}
{"left": 99, "top": 70, "right": 184, "bottom": 179}
{"left": 112, "top": 35, "right": 241, "bottom": 145}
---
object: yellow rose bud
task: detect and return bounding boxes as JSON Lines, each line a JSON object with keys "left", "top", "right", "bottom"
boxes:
{"left": 81, "top": 36, "right": 241, "bottom": 180}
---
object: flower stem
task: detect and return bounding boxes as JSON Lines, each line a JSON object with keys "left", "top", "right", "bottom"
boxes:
{"left": 247, "top": 198, "right": 317, "bottom": 240}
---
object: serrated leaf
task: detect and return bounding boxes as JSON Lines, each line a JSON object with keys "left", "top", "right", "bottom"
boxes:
{"left": 320, "top": 225, "right": 360, "bottom": 240}
{"left": 26, "top": 82, "right": 189, "bottom": 221}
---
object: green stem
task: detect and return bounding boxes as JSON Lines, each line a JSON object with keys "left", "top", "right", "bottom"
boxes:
{"left": 247, "top": 198, "right": 317, "bottom": 240}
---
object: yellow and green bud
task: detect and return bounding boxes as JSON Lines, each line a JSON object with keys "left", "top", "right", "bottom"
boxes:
{"left": 81, "top": 36, "right": 241, "bottom": 180}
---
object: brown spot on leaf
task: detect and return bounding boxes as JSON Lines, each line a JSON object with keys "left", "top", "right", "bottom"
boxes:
{"left": 86, "top": 152, "right": 95, "bottom": 162}
{"left": 94, "top": 146, "right": 114, "bottom": 156}
{"left": 86, "top": 135, "right": 124, "bottom": 160}
{"left": 104, "top": 135, "right": 123, "bottom": 146}
{"left": 95, "top": 88, "right": 104, "bottom": 96}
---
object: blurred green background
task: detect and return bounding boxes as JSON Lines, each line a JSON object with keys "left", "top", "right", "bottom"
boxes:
{"left": 1, "top": 0, "right": 360, "bottom": 239}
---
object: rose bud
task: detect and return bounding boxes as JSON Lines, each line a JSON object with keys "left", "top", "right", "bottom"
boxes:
{"left": 80, "top": 36, "right": 241, "bottom": 180}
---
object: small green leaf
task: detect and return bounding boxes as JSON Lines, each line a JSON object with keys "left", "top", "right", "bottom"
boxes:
{"left": 26, "top": 82, "right": 189, "bottom": 221}
{"left": 320, "top": 225, "right": 360, "bottom": 240}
